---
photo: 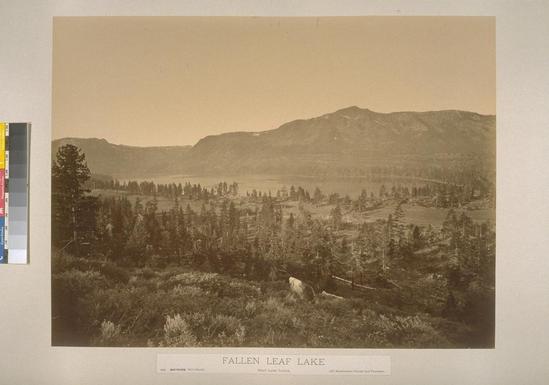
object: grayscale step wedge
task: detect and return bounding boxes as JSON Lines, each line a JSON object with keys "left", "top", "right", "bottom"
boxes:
{"left": 6, "top": 123, "right": 30, "bottom": 264}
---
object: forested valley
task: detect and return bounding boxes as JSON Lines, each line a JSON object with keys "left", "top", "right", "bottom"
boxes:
{"left": 52, "top": 144, "right": 495, "bottom": 348}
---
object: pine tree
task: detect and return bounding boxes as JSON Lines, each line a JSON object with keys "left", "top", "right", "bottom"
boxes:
{"left": 330, "top": 203, "right": 343, "bottom": 230}
{"left": 289, "top": 185, "right": 296, "bottom": 201}
{"left": 411, "top": 225, "right": 423, "bottom": 251}
{"left": 286, "top": 213, "right": 295, "bottom": 229}
{"left": 313, "top": 187, "right": 323, "bottom": 204}
{"left": 392, "top": 202, "right": 406, "bottom": 252}
{"left": 126, "top": 211, "right": 146, "bottom": 262}
{"left": 52, "top": 144, "right": 92, "bottom": 252}
{"left": 144, "top": 199, "right": 162, "bottom": 253}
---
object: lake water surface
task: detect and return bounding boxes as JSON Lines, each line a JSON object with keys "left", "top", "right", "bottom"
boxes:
{"left": 147, "top": 174, "right": 436, "bottom": 198}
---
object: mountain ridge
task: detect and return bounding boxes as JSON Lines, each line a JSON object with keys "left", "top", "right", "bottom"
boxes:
{"left": 52, "top": 106, "right": 495, "bottom": 178}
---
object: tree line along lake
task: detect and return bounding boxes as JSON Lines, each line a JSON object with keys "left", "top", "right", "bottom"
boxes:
{"left": 108, "top": 173, "right": 495, "bottom": 229}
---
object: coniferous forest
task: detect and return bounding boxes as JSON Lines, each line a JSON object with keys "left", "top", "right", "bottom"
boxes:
{"left": 52, "top": 144, "right": 495, "bottom": 348}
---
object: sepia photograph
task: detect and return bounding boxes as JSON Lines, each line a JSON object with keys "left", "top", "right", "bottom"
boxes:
{"left": 51, "top": 16, "right": 495, "bottom": 348}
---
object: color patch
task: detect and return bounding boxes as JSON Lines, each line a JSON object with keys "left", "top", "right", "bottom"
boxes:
{"left": 0, "top": 122, "right": 4, "bottom": 168}
{"left": 0, "top": 169, "right": 4, "bottom": 217}
{"left": 0, "top": 217, "right": 4, "bottom": 263}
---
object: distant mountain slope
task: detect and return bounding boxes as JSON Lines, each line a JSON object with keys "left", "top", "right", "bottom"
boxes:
{"left": 185, "top": 106, "right": 495, "bottom": 175}
{"left": 53, "top": 107, "right": 495, "bottom": 178}
{"left": 51, "top": 138, "right": 191, "bottom": 178}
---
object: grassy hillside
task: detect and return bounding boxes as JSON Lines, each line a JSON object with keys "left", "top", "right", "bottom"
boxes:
{"left": 53, "top": 257, "right": 477, "bottom": 348}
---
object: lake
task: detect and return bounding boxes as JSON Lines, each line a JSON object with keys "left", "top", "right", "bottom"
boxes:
{"left": 145, "top": 174, "right": 438, "bottom": 199}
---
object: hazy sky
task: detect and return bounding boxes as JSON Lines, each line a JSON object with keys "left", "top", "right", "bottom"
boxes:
{"left": 53, "top": 16, "right": 495, "bottom": 147}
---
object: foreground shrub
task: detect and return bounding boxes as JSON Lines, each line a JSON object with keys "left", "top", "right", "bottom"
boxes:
{"left": 172, "top": 285, "right": 204, "bottom": 297}
{"left": 140, "top": 266, "right": 156, "bottom": 279}
{"left": 163, "top": 314, "right": 199, "bottom": 347}
{"left": 208, "top": 315, "right": 244, "bottom": 342}
{"left": 374, "top": 314, "right": 451, "bottom": 347}
{"left": 51, "top": 269, "right": 108, "bottom": 345}
{"left": 52, "top": 252, "right": 75, "bottom": 274}
{"left": 161, "top": 271, "right": 260, "bottom": 298}
{"left": 93, "top": 320, "right": 123, "bottom": 346}
{"left": 244, "top": 300, "right": 258, "bottom": 318}
{"left": 99, "top": 262, "right": 130, "bottom": 284}
{"left": 249, "top": 297, "right": 306, "bottom": 346}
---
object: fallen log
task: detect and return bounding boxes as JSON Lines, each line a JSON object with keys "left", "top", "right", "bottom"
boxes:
{"left": 386, "top": 279, "right": 402, "bottom": 289}
{"left": 320, "top": 290, "right": 344, "bottom": 300}
{"left": 331, "top": 275, "right": 377, "bottom": 291}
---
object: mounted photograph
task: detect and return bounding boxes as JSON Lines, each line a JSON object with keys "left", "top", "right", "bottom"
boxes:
{"left": 51, "top": 16, "right": 495, "bottom": 348}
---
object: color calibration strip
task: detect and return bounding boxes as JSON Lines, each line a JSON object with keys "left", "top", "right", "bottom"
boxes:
{"left": 0, "top": 123, "right": 30, "bottom": 264}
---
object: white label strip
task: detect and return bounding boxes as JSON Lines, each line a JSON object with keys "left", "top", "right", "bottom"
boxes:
{"left": 157, "top": 354, "right": 390, "bottom": 375}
